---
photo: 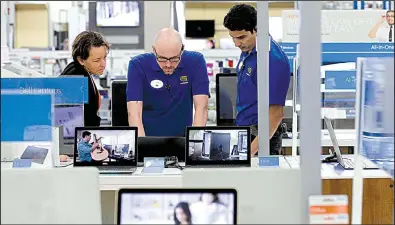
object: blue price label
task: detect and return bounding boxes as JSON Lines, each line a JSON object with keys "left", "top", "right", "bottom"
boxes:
{"left": 258, "top": 157, "right": 280, "bottom": 167}
{"left": 12, "top": 159, "right": 32, "bottom": 168}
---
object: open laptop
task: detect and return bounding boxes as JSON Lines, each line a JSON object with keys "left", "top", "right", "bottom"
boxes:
{"left": 117, "top": 188, "right": 237, "bottom": 224}
{"left": 137, "top": 136, "right": 186, "bottom": 164}
{"left": 324, "top": 116, "right": 378, "bottom": 170}
{"left": 54, "top": 105, "right": 84, "bottom": 156}
{"left": 185, "top": 126, "right": 251, "bottom": 168}
{"left": 183, "top": 168, "right": 301, "bottom": 224}
{"left": 215, "top": 73, "right": 237, "bottom": 126}
{"left": 73, "top": 127, "right": 138, "bottom": 174}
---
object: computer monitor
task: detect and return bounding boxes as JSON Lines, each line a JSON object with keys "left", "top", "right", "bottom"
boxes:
{"left": 182, "top": 168, "right": 301, "bottom": 224}
{"left": 73, "top": 127, "right": 137, "bottom": 166}
{"left": 185, "top": 20, "right": 215, "bottom": 38}
{"left": 186, "top": 126, "right": 251, "bottom": 166}
{"left": 54, "top": 105, "right": 84, "bottom": 144}
{"left": 111, "top": 80, "right": 128, "bottom": 126}
{"left": 117, "top": 188, "right": 237, "bottom": 224}
{"left": 137, "top": 137, "right": 186, "bottom": 163}
{"left": 96, "top": 1, "right": 140, "bottom": 27}
{"left": 215, "top": 73, "right": 237, "bottom": 126}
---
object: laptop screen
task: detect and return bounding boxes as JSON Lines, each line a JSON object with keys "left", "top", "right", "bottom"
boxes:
{"left": 323, "top": 117, "right": 346, "bottom": 167}
{"left": 74, "top": 127, "right": 137, "bottom": 166}
{"left": 186, "top": 126, "right": 251, "bottom": 166}
{"left": 215, "top": 74, "right": 237, "bottom": 126}
{"left": 137, "top": 137, "right": 186, "bottom": 163}
{"left": 54, "top": 105, "right": 84, "bottom": 144}
{"left": 117, "top": 189, "right": 237, "bottom": 224}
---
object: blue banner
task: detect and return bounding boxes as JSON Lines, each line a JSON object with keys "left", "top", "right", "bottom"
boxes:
{"left": 1, "top": 93, "right": 53, "bottom": 142}
{"left": 1, "top": 77, "right": 89, "bottom": 104}
{"left": 279, "top": 43, "right": 297, "bottom": 72}
{"left": 279, "top": 42, "right": 298, "bottom": 53}
{"left": 325, "top": 70, "right": 356, "bottom": 90}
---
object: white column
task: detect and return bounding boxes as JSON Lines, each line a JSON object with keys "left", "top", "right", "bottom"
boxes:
{"left": 299, "top": 2, "right": 322, "bottom": 223}
{"left": 256, "top": 1, "right": 270, "bottom": 157}
{"left": 1, "top": 0, "right": 9, "bottom": 62}
{"left": 1, "top": 1, "right": 7, "bottom": 47}
{"left": 144, "top": 1, "right": 172, "bottom": 52}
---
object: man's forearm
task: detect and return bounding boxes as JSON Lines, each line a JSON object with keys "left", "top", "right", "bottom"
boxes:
{"left": 128, "top": 116, "right": 146, "bottom": 137}
{"left": 193, "top": 107, "right": 208, "bottom": 126}
{"left": 250, "top": 107, "right": 284, "bottom": 156}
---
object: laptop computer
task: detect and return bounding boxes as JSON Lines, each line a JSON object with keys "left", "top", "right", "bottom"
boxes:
{"left": 117, "top": 188, "right": 237, "bottom": 224}
{"left": 182, "top": 168, "right": 301, "bottom": 224}
{"left": 20, "top": 145, "right": 49, "bottom": 164}
{"left": 137, "top": 136, "right": 186, "bottom": 163}
{"left": 324, "top": 116, "right": 378, "bottom": 170}
{"left": 185, "top": 126, "right": 251, "bottom": 168}
{"left": 73, "top": 127, "right": 138, "bottom": 174}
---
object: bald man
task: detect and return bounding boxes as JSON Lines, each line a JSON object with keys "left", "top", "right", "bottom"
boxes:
{"left": 126, "top": 28, "right": 209, "bottom": 137}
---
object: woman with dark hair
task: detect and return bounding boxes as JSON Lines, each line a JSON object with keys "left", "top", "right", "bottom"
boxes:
{"left": 190, "top": 193, "right": 229, "bottom": 224}
{"left": 60, "top": 31, "right": 110, "bottom": 126}
{"left": 174, "top": 202, "right": 192, "bottom": 225}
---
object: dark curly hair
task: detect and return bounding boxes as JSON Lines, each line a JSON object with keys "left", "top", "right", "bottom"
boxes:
{"left": 72, "top": 31, "right": 110, "bottom": 62}
{"left": 223, "top": 4, "right": 257, "bottom": 33}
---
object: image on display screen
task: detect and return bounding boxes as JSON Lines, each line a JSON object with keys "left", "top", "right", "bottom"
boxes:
{"left": 54, "top": 105, "right": 84, "bottom": 142}
{"left": 188, "top": 129, "right": 248, "bottom": 161}
{"left": 119, "top": 192, "right": 235, "bottom": 224}
{"left": 96, "top": 1, "right": 140, "bottom": 27}
{"left": 75, "top": 129, "right": 136, "bottom": 165}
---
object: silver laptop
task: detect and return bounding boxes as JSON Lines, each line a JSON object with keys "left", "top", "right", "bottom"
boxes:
{"left": 117, "top": 188, "right": 237, "bottom": 224}
{"left": 324, "top": 116, "right": 378, "bottom": 170}
{"left": 185, "top": 126, "right": 251, "bottom": 168}
{"left": 183, "top": 168, "right": 302, "bottom": 224}
{"left": 73, "top": 127, "right": 138, "bottom": 174}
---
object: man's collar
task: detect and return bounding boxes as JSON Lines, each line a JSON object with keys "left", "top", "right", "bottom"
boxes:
{"left": 151, "top": 52, "right": 185, "bottom": 71}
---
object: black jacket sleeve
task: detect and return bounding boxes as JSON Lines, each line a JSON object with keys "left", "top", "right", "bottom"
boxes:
{"left": 60, "top": 62, "right": 101, "bottom": 126}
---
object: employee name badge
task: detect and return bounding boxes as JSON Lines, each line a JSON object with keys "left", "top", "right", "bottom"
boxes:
{"left": 309, "top": 195, "right": 349, "bottom": 224}
{"left": 150, "top": 80, "right": 163, "bottom": 89}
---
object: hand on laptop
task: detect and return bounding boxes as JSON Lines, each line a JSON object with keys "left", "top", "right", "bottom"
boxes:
{"left": 59, "top": 154, "right": 70, "bottom": 162}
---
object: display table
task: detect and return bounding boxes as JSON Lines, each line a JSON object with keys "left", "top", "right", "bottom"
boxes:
{"left": 281, "top": 129, "right": 356, "bottom": 155}
{"left": 98, "top": 156, "right": 393, "bottom": 224}
{"left": 2, "top": 155, "right": 392, "bottom": 224}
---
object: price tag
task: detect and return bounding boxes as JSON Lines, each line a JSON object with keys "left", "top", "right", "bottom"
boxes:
{"left": 309, "top": 195, "right": 349, "bottom": 224}
{"left": 258, "top": 156, "right": 279, "bottom": 167}
{"left": 142, "top": 157, "right": 165, "bottom": 174}
{"left": 12, "top": 159, "right": 32, "bottom": 168}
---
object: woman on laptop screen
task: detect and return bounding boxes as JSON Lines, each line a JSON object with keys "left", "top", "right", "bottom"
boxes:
{"left": 174, "top": 202, "right": 192, "bottom": 225}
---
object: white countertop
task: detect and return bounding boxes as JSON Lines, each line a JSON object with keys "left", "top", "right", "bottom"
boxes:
{"left": 2, "top": 155, "right": 390, "bottom": 191}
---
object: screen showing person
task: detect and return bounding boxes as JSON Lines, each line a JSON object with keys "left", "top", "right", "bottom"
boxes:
{"left": 96, "top": 1, "right": 140, "bottom": 27}
{"left": 368, "top": 10, "right": 394, "bottom": 42}
{"left": 75, "top": 129, "right": 136, "bottom": 165}
{"left": 54, "top": 105, "right": 84, "bottom": 142}
{"left": 119, "top": 192, "right": 235, "bottom": 224}
{"left": 188, "top": 129, "right": 248, "bottom": 161}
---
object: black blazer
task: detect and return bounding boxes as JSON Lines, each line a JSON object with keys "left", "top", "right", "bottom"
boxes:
{"left": 60, "top": 61, "right": 101, "bottom": 126}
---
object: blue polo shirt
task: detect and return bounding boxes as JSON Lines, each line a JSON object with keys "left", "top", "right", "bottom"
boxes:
{"left": 126, "top": 51, "right": 210, "bottom": 136}
{"left": 235, "top": 38, "right": 291, "bottom": 126}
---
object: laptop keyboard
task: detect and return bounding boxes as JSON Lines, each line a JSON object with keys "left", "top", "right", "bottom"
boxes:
{"left": 343, "top": 158, "right": 370, "bottom": 169}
